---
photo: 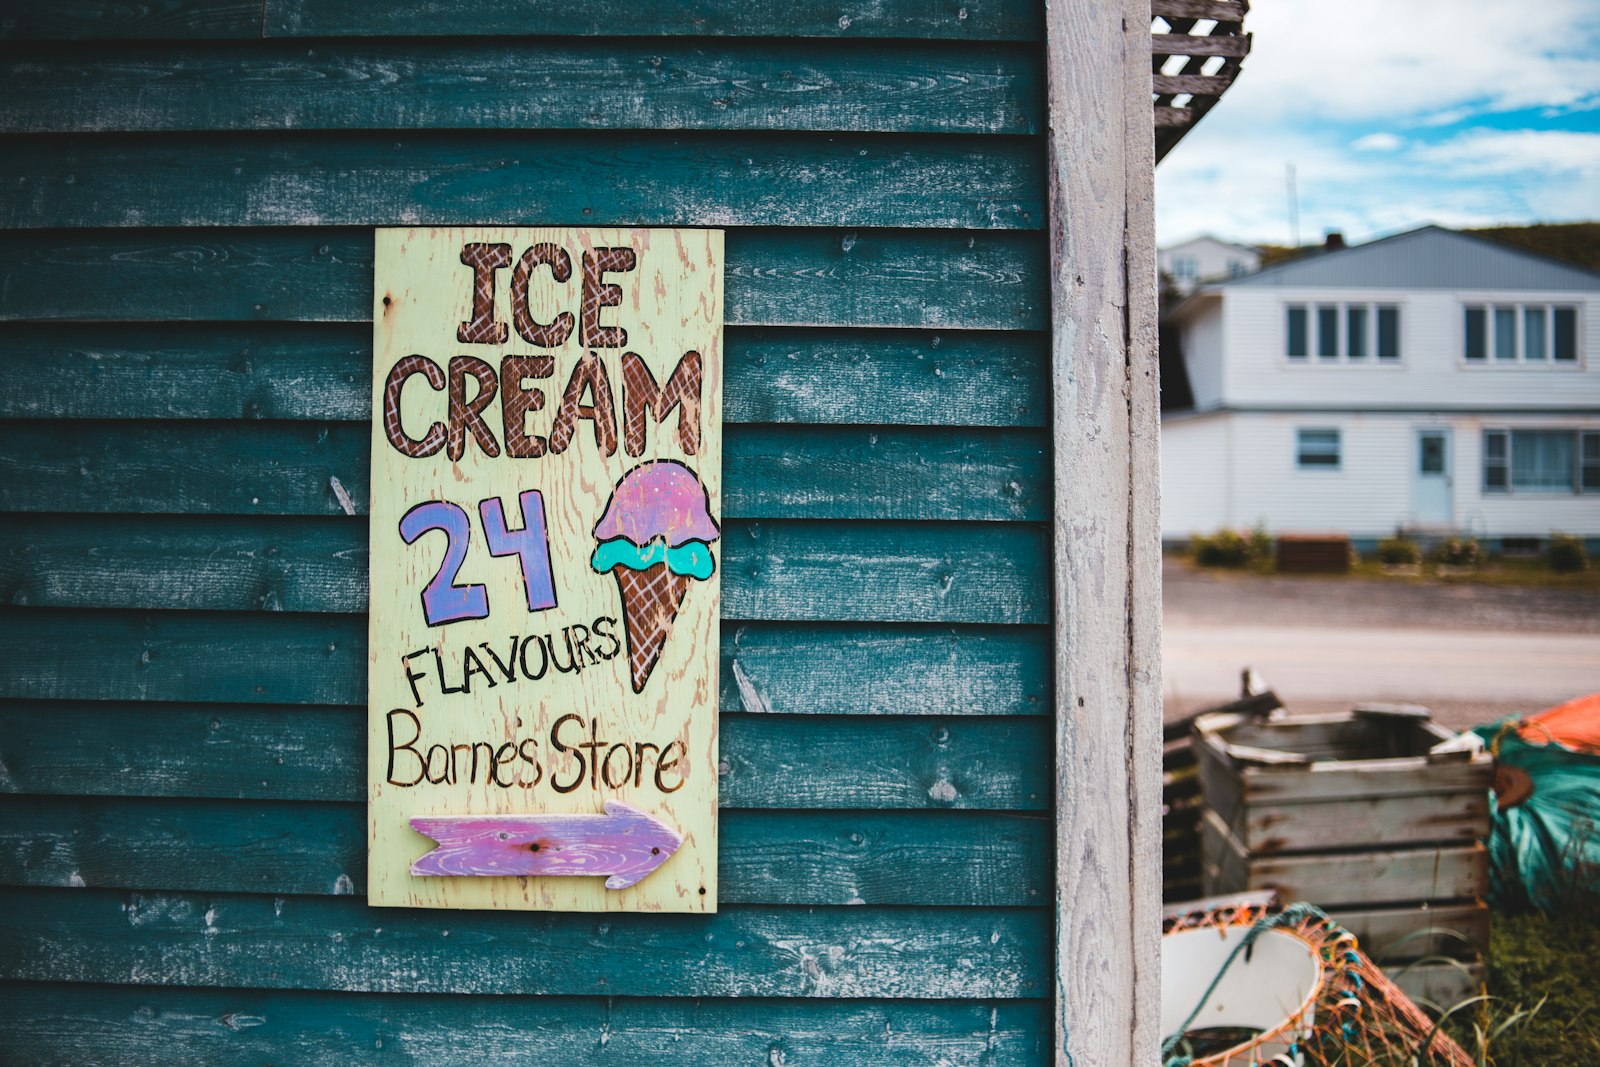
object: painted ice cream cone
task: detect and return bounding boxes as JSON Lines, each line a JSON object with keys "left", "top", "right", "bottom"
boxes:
{"left": 591, "top": 461, "right": 720, "bottom": 693}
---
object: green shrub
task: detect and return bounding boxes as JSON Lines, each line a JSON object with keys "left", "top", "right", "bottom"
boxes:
{"left": 1548, "top": 532, "right": 1591, "bottom": 573}
{"left": 1377, "top": 536, "right": 1420, "bottom": 565}
{"left": 1428, "top": 536, "right": 1479, "bottom": 567}
{"left": 1248, "top": 523, "right": 1273, "bottom": 562}
{"left": 1191, "top": 528, "right": 1254, "bottom": 567}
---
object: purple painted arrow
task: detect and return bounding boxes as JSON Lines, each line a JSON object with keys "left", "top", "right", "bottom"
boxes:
{"left": 409, "top": 800, "right": 683, "bottom": 888}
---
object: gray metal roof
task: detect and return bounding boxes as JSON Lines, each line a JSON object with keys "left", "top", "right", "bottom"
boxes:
{"left": 1226, "top": 225, "right": 1600, "bottom": 291}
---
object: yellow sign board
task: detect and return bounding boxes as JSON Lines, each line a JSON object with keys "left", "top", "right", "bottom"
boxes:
{"left": 368, "top": 227, "right": 723, "bottom": 912}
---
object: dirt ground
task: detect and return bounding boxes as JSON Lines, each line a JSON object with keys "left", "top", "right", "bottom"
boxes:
{"left": 1162, "top": 557, "right": 1600, "bottom": 732}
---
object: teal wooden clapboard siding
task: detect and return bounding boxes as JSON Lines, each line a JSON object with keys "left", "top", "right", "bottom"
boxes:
{"left": 0, "top": 4, "right": 1053, "bottom": 1062}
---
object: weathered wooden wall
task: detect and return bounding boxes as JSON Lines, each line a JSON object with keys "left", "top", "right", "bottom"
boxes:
{"left": 0, "top": 2, "right": 1074, "bottom": 1062}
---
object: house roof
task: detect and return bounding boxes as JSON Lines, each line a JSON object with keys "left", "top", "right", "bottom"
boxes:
{"left": 1224, "top": 225, "right": 1600, "bottom": 291}
{"left": 1160, "top": 235, "right": 1257, "bottom": 256}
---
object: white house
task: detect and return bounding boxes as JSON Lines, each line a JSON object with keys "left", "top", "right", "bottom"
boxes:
{"left": 1159, "top": 235, "right": 1262, "bottom": 296}
{"left": 1161, "top": 226, "right": 1600, "bottom": 547}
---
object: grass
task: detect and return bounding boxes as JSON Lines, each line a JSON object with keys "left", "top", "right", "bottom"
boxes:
{"left": 1350, "top": 557, "right": 1600, "bottom": 591}
{"left": 1175, "top": 550, "right": 1600, "bottom": 591}
{"left": 1452, "top": 908, "right": 1600, "bottom": 1063}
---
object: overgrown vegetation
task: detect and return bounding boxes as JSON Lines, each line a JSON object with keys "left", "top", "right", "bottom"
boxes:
{"left": 1547, "top": 533, "right": 1591, "bottom": 574}
{"left": 1190, "top": 525, "right": 1273, "bottom": 569}
{"left": 1377, "top": 536, "right": 1421, "bottom": 566}
{"left": 1449, "top": 909, "right": 1600, "bottom": 1064}
{"left": 1467, "top": 222, "right": 1600, "bottom": 273}
{"left": 1427, "top": 536, "right": 1480, "bottom": 567}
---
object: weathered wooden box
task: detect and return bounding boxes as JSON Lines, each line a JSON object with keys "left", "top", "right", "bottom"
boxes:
{"left": 1195, "top": 706, "right": 1494, "bottom": 1006}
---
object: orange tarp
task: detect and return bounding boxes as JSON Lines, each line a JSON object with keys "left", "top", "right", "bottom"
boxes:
{"left": 1518, "top": 692, "right": 1600, "bottom": 756}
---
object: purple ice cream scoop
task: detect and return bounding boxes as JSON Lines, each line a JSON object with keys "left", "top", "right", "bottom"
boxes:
{"left": 593, "top": 460, "right": 720, "bottom": 548}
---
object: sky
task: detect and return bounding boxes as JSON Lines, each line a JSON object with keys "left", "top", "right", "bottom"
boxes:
{"left": 1155, "top": 0, "right": 1600, "bottom": 248}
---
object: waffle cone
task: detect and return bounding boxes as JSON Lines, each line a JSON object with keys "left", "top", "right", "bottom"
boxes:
{"left": 614, "top": 563, "right": 691, "bottom": 693}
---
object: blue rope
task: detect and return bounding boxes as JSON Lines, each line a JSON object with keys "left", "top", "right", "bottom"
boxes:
{"left": 1161, "top": 902, "right": 1332, "bottom": 1067}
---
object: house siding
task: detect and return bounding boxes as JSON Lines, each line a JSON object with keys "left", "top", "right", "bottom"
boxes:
{"left": 1162, "top": 411, "right": 1600, "bottom": 539}
{"left": 0, "top": 7, "right": 1058, "bottom": 1063}
{"left": 1219, "top": 287, "right": 1600, "bottom": 411}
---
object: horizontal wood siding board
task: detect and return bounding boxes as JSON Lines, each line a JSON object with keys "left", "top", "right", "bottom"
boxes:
{"left": 0, "top": 41, "right": 1042, "bottom": 135}
{"left": 0, "top": 611, "right": 1050, "bottom": 715}
{"left": 0, "top": 133, "right": 1042, "bottom": 231}
{"left": 0, "top": 983, "right": 1051, "bottom": 1066}
{"left": 265, "top": 2, "right": 1039, "bottom": 42}
{"left": 0, "top": 422, "right": 1048, "bottom": 522}
{"left": 0, "top": 887, "right": 1050, "bottom": 998}
{"left": 0, "top": 1, "right": 1044, "bottom": 40}
{"left": 0, "top": 703, "right": 1051, "bottom": 810}
{"left": 0, "top": 324, "right": 1049, "bottom": 427}
{"left": 0, "top": 797, "right": 1051, "bottom": 906}
{"left": 0, "top": 0, "right": 265, "bottom": 40}
{"left": 0, "top": 230, "right": 1047, "bottom": 329}
{"left": 0, "top": 517, "right": 1051, "bottom": 624}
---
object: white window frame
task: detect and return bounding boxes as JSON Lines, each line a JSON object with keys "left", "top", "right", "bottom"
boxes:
{"left": 1482, "top": 427, "right": 1600, "bottom": 494}
{"left": 1284, "top": 300, "right": 1401, "bottom": 363}
{"left": 1296, "top": 427, "right": 1342, "bottom": 470}
{"left": 1462, "top": 302, "right": 1582, "bottom": 365}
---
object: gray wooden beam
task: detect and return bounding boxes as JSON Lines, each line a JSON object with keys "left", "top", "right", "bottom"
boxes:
{"left": 1044, "top": 0, "right": 1162, "bottom": 1061}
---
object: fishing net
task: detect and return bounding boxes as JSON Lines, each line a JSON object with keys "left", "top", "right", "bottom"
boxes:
{"left": 1162, "top": 899, "right": 1474, "bottom": 1067}
{"left": 1473, "top": 693, "right": 1600, "bottom": 913}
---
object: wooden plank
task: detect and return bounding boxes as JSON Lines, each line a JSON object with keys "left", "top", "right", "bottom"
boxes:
{"left": 0, "top": 0, "right": 1042, "bottom": 40}
{"left": 0, "top": 134, "right": 1042, "bottom": 232}
{"left": 1328, "top": 902, "right": 1490, "bottom": 962}
{"left": 726, "top": 328, "right": 1049, "bottom": 428}
{"left": 1238, "top": 792, "right": 1490, "bottom": 855}
{"left": 0, "top": 983, "right": 1052, "bottom": 1067}
{"left": 1387, "top": 960, "right": 1486, "bottom": 1012}
{"left": 0, "top": 887, "right": 1050, "bottom": 998}
{"left": 0, "top": 516, "right": 1049, "bottom": 624}
{"left": 1046, "top": 0, "right": 1162, "bottom": 1061}
{"left": 0, "top": 324, "right": 1048, "bottom": 428}
{"left": 1154, "top": 106, "right": 1196, "bottom": 129}
{"left": 1150, "top": 73, "right": 1237, "bottom": 96}
{"left": 0, "top": 796, "right": 1050, "bottom": 905}
{"left": 1201, "top": 811, "right": 1487, "bottom": 907}
{"left": 0, "top": 610, "right": 1050, "bottom": 716}
{"left": 0, "top": 41, "right": 1040, "bottom": 135}
{"left": 1241, "top": 758, "right": 1493, "bottom": 804}
{"left": 1150, "top": 33, "right": 1251, "bottom": 58}
{"left": 0, "top": 422, "right": 1048, "bottom": 522}
{"left": 0, "top": 0, "right": 263, "bottom": 39}
{"left": 0, "top": 323, "right": 371, "bottom": 421}
{"left": 0, "top": 702, "right": 1051, "bottom": 809}
{"left": 263, "top": 1, "right": 1042, "bottom": 41}
{"left": 1150, "top": 0, "right": 1245, "bottom": 20}
{"left": 0, "top": 230, "right": 1048, "bottom": 330}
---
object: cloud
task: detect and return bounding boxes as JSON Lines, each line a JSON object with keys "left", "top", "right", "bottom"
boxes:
{"left": 1414, "top": 129, "right": 1600, "bottom": 177}
{"left": 1352, "top": 132, "right": 1404, "bottom": 152}
{"left": 1225, "top": 0, "right": 1600, "bottom": 124}
{"left": 1155, "top": 0, "right": 1600, "bottom": 245}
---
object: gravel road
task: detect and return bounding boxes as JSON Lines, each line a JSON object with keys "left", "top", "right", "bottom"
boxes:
{"left": 1162, "top": 559, "right": 1599, "bottom": 731}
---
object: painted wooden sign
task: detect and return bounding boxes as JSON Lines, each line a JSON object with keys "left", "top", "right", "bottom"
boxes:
{"left": 369, "top": 227, "right": 723, "bottom": 912}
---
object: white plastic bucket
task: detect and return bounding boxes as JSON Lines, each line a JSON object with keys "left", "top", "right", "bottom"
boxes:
{"left": 1161, "top": 924, "right": 1324, "bottom": 1065}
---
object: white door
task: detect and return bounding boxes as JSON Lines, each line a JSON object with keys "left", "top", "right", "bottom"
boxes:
{"left": 1414, "top": 429, "right": 1453, "bottom": 525}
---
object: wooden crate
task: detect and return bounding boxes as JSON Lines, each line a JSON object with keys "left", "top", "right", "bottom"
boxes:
{"left": 1275, "top": 532, "right": 1351, "bottom": 573}
{"left": 1195, "top": 707, "right": 1494, "bottom": 971}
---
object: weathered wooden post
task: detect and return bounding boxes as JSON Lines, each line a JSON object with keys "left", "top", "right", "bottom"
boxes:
{"left": 0, "top": 2, "right": 1163, "bottom": 1061}
{"left": 1046, "top": 1, "right": 1163, "bottom": 1060}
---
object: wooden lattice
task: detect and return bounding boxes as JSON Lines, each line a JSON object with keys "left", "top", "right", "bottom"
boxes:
{"left": 1153, "top": 0, "right": 1252, "bottom": 161}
